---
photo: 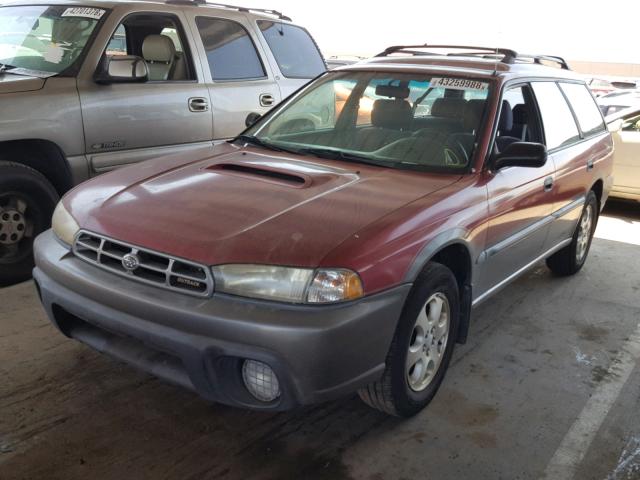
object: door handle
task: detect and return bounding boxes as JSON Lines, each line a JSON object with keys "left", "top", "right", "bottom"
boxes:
{"left": 259, "top": 93, "right": 275, "bottom": 107}
{"left": 544, "top": 176, "right": 554, "bottom": 192}
{"left": 188, "top": 97, "right": 209, "bottom": 112}
{"left": 587, "top": 158, "right": 595, "bottom": 171}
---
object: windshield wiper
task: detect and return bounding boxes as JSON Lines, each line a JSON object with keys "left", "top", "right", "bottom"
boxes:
{"left": 233, "top": 135, "right": 303, "bottom": 155}
{"left": 297, "top": 147, "right": 390, "bottom": 168}
{"left": 0, "top": 62, "right": 15, "bottom": 74}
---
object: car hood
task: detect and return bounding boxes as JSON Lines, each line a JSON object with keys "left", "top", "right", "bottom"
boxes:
{"left": 0, "top": 73, "right": 46, "bottom": 94}
{"left": 65, "top": 143, "right": 462, "bottom": 267}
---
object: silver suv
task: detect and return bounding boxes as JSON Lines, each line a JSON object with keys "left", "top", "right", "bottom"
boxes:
{"left": 0, "top": 0, "right": 326, "bottom": 286}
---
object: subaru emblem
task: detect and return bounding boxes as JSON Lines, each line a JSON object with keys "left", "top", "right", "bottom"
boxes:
{"left": 122, "top": 253, "right": 140, "bottom": 272}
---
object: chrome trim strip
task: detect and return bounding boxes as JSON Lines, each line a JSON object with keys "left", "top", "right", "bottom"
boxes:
{"left": 472, "top": 238, "right": 572, "bottom": 308}
{"left": 72, "top": 230, "right": 214, "bottom": 298}
{"left": 551, "top": 195, "right": 586, "bottom": 219}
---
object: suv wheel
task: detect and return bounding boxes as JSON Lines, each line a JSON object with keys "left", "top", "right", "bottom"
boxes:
{"left": 358, "top": 262, "right": 460, "bottom": 417}
{"left": 546, "top": 190, "right": 598, "bottom": 276}
{"left": 0, "top": 162, "right": 59, "bottom": 287}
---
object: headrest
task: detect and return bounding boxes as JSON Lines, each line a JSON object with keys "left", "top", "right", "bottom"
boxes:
{"left": 431, "top": 97, "right": 468, "bottom": 119}
{"left": 375, "top": 84, "right": 410, "bottom": 99}
{"left": 371, "top": 99, "right": 412, "bottom": 130}
{"left": 498, "top": 100, "right": 513, "bottom": 132}
{"left": 512, "top": 104, "right": 528, "bottom": 124}
{"left": 142, "top": 35, "right": 176, "bottom": 63}
{"left": 463, "top": 99, "right": 485, "bottom": 131}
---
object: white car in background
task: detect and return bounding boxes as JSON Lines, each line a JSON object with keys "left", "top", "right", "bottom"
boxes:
{"left": 607, "top": 106, "right": 640, "bottom": 201}
{"left": 598, "top": 90, "right": 640, "bottom": 116}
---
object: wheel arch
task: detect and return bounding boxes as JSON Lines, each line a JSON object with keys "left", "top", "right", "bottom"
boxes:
{"left": 403, "top": 229, "right": 475, "bottom": 344}
{"left": 590, "top": 178, "right": 604, "bottom": 211}
{"left": 0, "top": 139, "right": 73, "bottom": 196}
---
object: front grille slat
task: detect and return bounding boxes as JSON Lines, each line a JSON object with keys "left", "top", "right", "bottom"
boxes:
{"left": 72, "top": 231, "right": 214, "bottom": 298}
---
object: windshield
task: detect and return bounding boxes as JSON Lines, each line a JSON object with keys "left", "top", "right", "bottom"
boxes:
{"left": 0, "top": 5, "right": 105, "bottom": 75}
{"left": 245, "top": 71, "right": 490, "bottom": 171}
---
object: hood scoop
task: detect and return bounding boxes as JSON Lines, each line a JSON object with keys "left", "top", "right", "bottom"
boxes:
{"left": 206, "top": 163, "right": 310, "bottom": 188}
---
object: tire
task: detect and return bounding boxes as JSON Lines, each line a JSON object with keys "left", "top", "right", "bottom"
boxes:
{"left": 359, "top": 262, "right": 460, "bottom": 417}
{"left": 546, "top": 190, "right": 598, "bottom": 277}
{"left": 0, "top": 161, "right": 59, "bottom": 287}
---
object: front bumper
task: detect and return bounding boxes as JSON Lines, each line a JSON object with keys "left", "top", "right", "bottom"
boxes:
{"left": 34, "top": 230, "right": 411, "bottom": 411}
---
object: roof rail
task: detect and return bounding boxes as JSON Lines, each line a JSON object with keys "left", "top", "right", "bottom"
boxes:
{"left": 375, "top": 45, "right": 572, "bottom": 70}
{"left": 376, "top": 45, "right": 518, "bottom": 63}
{"left": 165, "top": 0, "right": 291, "bottom": 20}
{"left": 515, "top": 54, "right": 570, "bottom": 70}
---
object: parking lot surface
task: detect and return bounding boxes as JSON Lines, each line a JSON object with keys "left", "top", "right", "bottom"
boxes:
{"left": 1, "top": 201, "right": 639, "bottom": 480}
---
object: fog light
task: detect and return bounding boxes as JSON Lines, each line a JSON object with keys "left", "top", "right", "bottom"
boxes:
{"left": 242, "top": 360, "right": 281, "bottom": 402}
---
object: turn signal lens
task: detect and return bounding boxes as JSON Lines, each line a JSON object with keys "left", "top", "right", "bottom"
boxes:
{"left": 306, "top": 269, "right": 364, "bottom": 303}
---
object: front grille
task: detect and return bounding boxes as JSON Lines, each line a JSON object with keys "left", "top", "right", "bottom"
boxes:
{"left": 73, "top": 231, "right": 214, "bottom": 297}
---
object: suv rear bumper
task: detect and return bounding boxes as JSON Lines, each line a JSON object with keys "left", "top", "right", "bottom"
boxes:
{"left": 33, "top": 230, "right": 411, "bottom": 411}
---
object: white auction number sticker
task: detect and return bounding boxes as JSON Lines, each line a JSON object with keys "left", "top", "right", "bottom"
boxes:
{"left": 61, "top": 7, "right": 106, "bottom": 20}
{"left": 430, "top": 78, "right": 488, "bottom": 91}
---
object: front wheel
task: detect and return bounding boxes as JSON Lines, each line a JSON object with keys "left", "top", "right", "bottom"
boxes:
{"left": 0, "top": 161, "right": 59, "bottom": 287}
{"left": 546, "top": 190, "right": 598, "bottom": 276}
{"left": 359, "top": 262, "right": 459, "bottom": 417}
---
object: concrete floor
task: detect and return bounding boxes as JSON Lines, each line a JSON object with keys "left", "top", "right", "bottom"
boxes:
{"left": 1, "top": 201, "right": 639, "bottom": 480}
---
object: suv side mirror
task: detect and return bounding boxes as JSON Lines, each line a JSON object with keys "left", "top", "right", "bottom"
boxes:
{"left": 493, "top": 142, "right": 548, "bottom": 170}
{"left": 95, "top": 55, "right": 148, "bottom": 85}
{"left": 245, "top": 112, "right": 262, "bottom": 128}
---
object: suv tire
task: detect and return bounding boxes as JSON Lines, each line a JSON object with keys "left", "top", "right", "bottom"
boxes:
{"left": 0, "top": 161, "right": 59, "bottom": 287}
{"left": 359, "top": 262, "right": 460, "bottom": 417}
{"left": 546, "top": 190, "right": 598, "bottom": 277}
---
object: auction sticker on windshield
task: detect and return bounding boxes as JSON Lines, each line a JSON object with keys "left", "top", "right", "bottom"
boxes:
{"left": 430, "top": 78, "right": 488, "bottom": 91}
{"left": 61, "top": 7, "right": 106, "bottom": 20}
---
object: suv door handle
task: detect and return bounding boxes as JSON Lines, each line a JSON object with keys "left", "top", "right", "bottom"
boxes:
{"left": 188, "top": 97, "right": 209, "bottom": 112}
{"left": 259, "top": 93, "right": 275, "bottom": 107}
{"left": 544, "top": 176, "right": 554, "bottom": 192}
{"left": 587, "top": 158, "right": 595, "bottom": 171}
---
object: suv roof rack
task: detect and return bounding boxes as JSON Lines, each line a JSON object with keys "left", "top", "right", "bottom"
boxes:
{"left": 164, "top": 0, "right": 292, "bottom": 21}
{"left": 375, "top": 45, "right": 570, "bottom": 70}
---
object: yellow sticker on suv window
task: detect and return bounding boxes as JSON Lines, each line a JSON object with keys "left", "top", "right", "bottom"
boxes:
{"left": 430, "top": 78, "right": 488, "bottom": 91}
{"left": 61, "top": 7, "right": 106, "bottom": 20}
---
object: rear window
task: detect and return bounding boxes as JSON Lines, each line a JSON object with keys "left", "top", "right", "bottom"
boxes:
{"left": 257, "top": 20, "right": 325, "bottom": 79}
{"left": 559, "top": 82, "right": 606, "bottom": 136}
{"left": 531, "top": 82, "right": 580, "bottom": 150}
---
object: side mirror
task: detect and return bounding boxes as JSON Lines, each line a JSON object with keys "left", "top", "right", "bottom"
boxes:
{"left": 95, "top": 55, "right": 148, "bottom": 84}
{"left": 493, "top": 142, "right": 548, "bottom": 170}
{"left": 245, "top": 112, "right": 262, "bottom": 128}
{"left": 607, "top": 118, "right": 623, "bottom": 133}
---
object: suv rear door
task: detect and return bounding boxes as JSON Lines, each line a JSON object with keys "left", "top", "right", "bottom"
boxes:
{"left": 187, "top": 11, "right": 281, "bottom": 139}
{"left": 78, "top": 10, "right": 214, "bottom": 174}
{"left": 253, "top": 19, "right": 326, "bottom": 98}
{"left": 532, "top": 81, "right": 611, "bottom": 249}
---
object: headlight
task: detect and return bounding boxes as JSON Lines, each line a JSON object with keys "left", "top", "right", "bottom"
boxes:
{"left": 211, "top": 265, "right": 364, "bottom": 303}
{"left": 51, "top": 202, "right": 80, "bottom": 246}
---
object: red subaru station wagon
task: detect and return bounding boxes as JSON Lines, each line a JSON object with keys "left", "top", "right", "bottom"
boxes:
{"left": 34, "top": 46, "right": 614, "bottom": 417}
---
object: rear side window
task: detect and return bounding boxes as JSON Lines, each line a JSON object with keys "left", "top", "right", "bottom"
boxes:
{"left": 531, "top": 82, "right": 580, "bottom": 150}
{"left": 195, "top": 17, "right": 265, "bottom": 81}
{"left": 257, "top": 21, "right": 325, "bottom": 79}
{"left": 559, "top": 83, "right": 606, "bottom": 136}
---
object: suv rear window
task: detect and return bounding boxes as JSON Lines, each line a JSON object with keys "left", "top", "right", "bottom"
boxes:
{"left": 531, "top": 82, "right": 580, "bottom": 150}
{"left": 257, "top": 21, "right": 325, "bottom": 79}
{"left": 559, "top": 82, "right": 606, "bottom": 136}
{"left": 196, "top": 16, "right": 265, "bottom": 81}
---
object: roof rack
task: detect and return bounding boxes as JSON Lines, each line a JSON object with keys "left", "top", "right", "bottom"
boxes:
{"left": 514, "top": 54, "right": 570, "bottom": 70}
{"left": 375, "top": 45, "right": 571, "bottom": 70}
{"left": 164, "top": 0, "right": 291, "bottom": 21}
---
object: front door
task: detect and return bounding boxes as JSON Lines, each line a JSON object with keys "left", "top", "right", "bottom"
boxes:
{"left": 78, "top": 12, "right": 213, "bottom": 175}
{"left": 612, "top": 111, "right": 640, "bottom": 198}
{"left": 477, "top": 84, "right": 556, "bottom": 300}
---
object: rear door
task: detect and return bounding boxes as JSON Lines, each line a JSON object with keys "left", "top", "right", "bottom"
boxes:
{"left": 187, "top": 12, "right": 281, "bottom": 139}
{"left": 78, "top": 11, "right": 213, "bottom": 175}
{"left": 534, "top": 81, "right": 610, "bottom": 248}
{"left": 253, "top": 19, "right": 326, "bottom": 99}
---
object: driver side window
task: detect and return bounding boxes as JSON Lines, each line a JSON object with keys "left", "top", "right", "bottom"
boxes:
{"left": 103, "top": 14, "right": 194, "bottom": 81}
